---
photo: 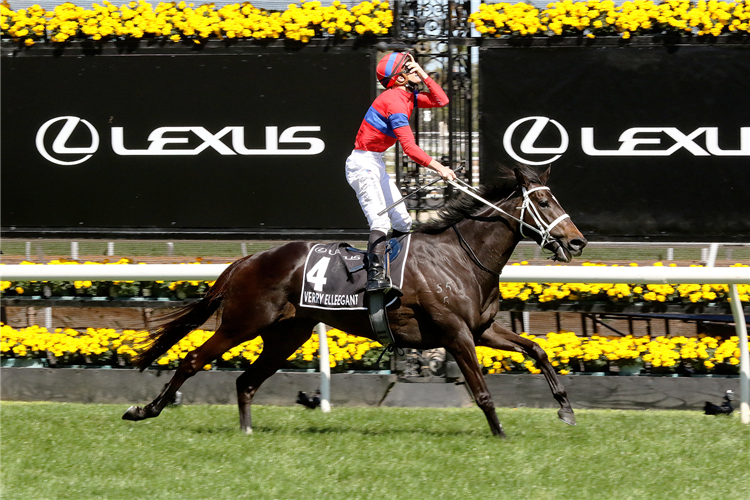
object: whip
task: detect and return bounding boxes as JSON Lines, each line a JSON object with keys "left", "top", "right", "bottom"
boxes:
{"left": 377, "top": 165, "right": 465, "bottom": 216}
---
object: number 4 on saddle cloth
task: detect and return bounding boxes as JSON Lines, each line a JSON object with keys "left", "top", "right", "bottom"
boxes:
{"left": 300, "top": 234, "right": 410, "bottom": 311}
{"left": 299, "top": 234, "right": 411, "bottom": 346}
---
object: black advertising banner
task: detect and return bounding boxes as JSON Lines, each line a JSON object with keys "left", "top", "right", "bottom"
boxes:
{"left": 480, "top": 46, "right": 750, "bottom": 241}
{"left": 1, "top": 47, "right": 374, "bottom": 238}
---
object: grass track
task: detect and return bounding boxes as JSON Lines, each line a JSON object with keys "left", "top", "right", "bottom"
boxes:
{"left": 2, "top": 402, "right": 749, "bottom": 500}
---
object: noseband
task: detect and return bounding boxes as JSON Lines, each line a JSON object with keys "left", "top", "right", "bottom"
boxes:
{"left": 448, "top": 180, "right": 569, "bottom": 247}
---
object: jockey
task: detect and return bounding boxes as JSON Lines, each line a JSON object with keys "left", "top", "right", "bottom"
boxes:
{"left": 346, "top": 51, "right": 456, "bottom": 293}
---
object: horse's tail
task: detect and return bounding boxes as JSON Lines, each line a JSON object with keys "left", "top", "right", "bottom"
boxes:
{"left": 132, "top": 259, "right": 243, "bottom": 371}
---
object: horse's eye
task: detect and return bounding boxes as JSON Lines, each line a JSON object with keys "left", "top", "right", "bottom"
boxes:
{"left": 539, "top": 200, "right": 549, "bottom": 208}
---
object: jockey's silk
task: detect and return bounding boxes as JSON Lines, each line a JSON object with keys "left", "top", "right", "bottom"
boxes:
{"left": 353, "top": 77, "right": 449, "bottom": 166}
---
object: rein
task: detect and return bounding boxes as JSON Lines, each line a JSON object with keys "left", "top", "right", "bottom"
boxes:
{"left": 452, "top": 225, "right": 498, "bottom": 276}
{"left": 447, "top": 179, "right": 570, "bottom": 248}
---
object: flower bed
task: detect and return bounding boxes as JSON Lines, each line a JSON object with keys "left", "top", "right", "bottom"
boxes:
{"left": 0, "top": 258, "right": 220, "bottom": 299}
{"left": 470, "top": 0, "right": 750, "bottom": 39}
{"left": 499, "top": 262, "right": 750, "bottom": 306}
{"left": 0, "top": 323, "right": 388, "bottom": 371}
{"left": 3, "top": 0, "right": 749, "bottom": 47}
{"left": 2, "top": 259, "right": 747, "bottom": 306}
{"left": 1, "top": 323, "right": 741, "bottom": 376}
{"left": 1, "top": 0, "right": 393, "bottom": 45}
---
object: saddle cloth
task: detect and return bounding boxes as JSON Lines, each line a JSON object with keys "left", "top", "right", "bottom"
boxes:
{"left": 299, "top": 234, "right": 411, "bottom": 311}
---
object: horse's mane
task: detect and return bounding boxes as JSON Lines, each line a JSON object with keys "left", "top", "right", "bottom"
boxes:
{"left": 414, "top": 164, "right": 541, "bottom": 234}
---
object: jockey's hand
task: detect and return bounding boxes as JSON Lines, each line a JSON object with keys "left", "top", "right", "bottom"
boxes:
{"left": 403, "top": 54, "right": 430, "bottom": 81}
{"left": 429, "top": 159, "right": 457, "bottom": 181}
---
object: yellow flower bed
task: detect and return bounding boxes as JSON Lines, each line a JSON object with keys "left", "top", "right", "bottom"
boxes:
{"left": 477, "top": 330, "right": 741, "bottom": 375}
{"left": 499, "top": 262, "right": 750, "bottom": 305}
{"left": 1, "top": 323, "right": 741, "bottom": 375}
{"left": 470, "top": 0, "right": 750, "bottom": 38}
{"left": 0, "top": 323, "right": 387, "bottom": 370}
{"left": 0, "top": 0, "right": 392, "bottom": 45}
{"left": 3, "top": 259, "right": 748, "bottom": 304}
{"left": 1, "top": 258, "right": 219, "bottom": 298}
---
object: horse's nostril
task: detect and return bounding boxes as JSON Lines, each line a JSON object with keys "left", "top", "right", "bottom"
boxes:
{"left": 570, "top": 238, "right": 587, "bottom": 250}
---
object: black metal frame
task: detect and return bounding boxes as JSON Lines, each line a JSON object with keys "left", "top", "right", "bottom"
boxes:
{"left": 392, "top": 0, "right": 474, "bottom": 214}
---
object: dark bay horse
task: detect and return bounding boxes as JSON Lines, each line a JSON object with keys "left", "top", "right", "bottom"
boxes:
{"left": 123, "top": 165, "right": 587, "bottom": 438}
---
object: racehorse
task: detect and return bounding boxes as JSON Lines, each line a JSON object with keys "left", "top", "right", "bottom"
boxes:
{"left": 123, "top": 165, "right": 587, "bottom": 438}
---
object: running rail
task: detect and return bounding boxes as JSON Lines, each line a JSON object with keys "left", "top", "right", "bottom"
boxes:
{"left": 1, "top": 264, "right": 748, "bottom": 424}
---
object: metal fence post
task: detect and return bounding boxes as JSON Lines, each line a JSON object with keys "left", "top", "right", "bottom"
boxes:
{"left": 316, "top": 322, "right": 332, "bottom": 413}
{"left": 729, "top": 284, "right": 749, "bottom": 424}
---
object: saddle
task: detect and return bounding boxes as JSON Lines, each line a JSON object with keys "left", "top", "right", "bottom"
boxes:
{"left": 299, "top": 235, "right": 410, "bottom": 346}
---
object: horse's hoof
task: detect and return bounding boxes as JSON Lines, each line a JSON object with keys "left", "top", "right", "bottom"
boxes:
{"left": 122, "top": 405, "right": 146, "bottom": 421}
{"left": 242, "top": 427, "right": 253, "bottom": 436}
{"left": 558, "top": 409, "right": 576, "bottom": 426}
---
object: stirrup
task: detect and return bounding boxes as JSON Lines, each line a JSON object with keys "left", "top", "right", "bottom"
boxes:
{"left": 366, "top": 290, "right": 396, "bottom": 347}
{"left": 366, "top": 275, "right": 391, "bottom": 293}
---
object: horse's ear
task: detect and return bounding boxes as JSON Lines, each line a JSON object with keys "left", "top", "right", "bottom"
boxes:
{"left": 514, "top": 167, "right": 530, "bottom": 188}
{"left": 540, "top": 166, "right": 551, "bottom": 185}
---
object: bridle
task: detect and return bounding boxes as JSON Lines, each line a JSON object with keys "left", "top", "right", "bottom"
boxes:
{"left": 448, "top": 179, "right": 570, "bottom": 249}
{"left": 518, "top": 186, "right": 571, "bottom": 248}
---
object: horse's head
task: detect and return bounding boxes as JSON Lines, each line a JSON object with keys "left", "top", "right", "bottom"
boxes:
{"left": 514, "top": 166, "right": 587, "bottom": 262}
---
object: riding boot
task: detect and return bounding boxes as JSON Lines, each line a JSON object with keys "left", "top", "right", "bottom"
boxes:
{"left": 365, "top": 230, "right": 390, "bottom": 293}
{"left": 365, "top": 252, "right": 390, "bottom": 292}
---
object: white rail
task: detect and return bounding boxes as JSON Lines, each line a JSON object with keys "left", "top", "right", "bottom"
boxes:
{"left": 1, "top": 264, "right": 748, "bottom": 423}
{"left": 0, "top": 264, "right": 230, "bottom": 281}
{"left": 2, "top": 263, "right": 750, "bottom": 283}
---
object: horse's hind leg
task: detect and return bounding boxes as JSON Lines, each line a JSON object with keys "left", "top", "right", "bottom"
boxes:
{"left": 236, "top": 320, "right": 316, "bottom": 434}
{"left": 123, "top": 326, "right": 241, "bottom": 421}
{"left": 477, "top": 322, "right": 576, "bottom": 425}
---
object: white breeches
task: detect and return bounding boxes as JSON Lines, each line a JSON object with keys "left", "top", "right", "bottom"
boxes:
{"left": 345, "top": 150, "right": 412, "bottom": 234}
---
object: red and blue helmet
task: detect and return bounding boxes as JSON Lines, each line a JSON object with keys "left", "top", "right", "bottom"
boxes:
{"left": 376, "top": 52, "right": 410, "bottom": 89}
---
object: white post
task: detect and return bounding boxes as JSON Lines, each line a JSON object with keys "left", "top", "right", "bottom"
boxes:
{"left": 241, "top": 243, "right": 248, "bottom": 257}
{"left": 316, "top": 323, "right": 332, "bottom": 413}
{"left": 706, "top": 243, "right": 719, "bottom": 268}
{"left": 667, "top": 248, "right": 674, "bottom": 261}
{"left": 522, "top": 311, "right": 530, "bottom": 334}
{"left": 44, "top": 307, "right": 52, "bottom": 331}
{"left": 25, "top": 242, "right": 32, "bottom": 260}
{"left": 70, "top": 242, "right": 79, "bottom": 260}
{"left": 107, "top": 242, "right": 115, "bottom": 256}
{"left": 729, "top": 284, "right": 749, "bottom": 424}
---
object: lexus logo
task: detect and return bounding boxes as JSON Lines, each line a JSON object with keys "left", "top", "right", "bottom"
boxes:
{"left": 503, "top": 116, "right": 750, "bottom": 161}
{"left": 35, "top": 116, "right": 325, "bottom": 164}
{"left": 503, "top": 116, "right": 569, "bottom": 166}
{"left": 36, "top": 116, "right": 100, "bottom": 166}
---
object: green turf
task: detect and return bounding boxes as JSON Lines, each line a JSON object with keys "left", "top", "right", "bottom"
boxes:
{"left": 1, "top": 403, "right": 748, "bottom": 500}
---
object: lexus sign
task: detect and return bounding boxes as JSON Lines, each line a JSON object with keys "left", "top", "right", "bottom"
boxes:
{"left": 481, "top": 46, "right": 750, "bottom": 240}
{"left": 36, "top": 116, "right": 325, "bottom": 165}
{"left": 503, "top": 116, "right": 750, "bottom": 165}
{"left": 2, "top": 48, "right": 373, "bottom": 236}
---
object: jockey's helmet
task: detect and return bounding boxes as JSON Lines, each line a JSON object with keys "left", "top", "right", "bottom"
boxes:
{"left": 376, "top": 52, "right": 410, "bottom": 89}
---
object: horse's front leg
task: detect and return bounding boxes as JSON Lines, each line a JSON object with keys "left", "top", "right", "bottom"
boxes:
{"left": 444, "top": 330, "right": 506, "bottom": 438}
{"left": 477, "top": 321, "right": 576, "bottom": 426}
